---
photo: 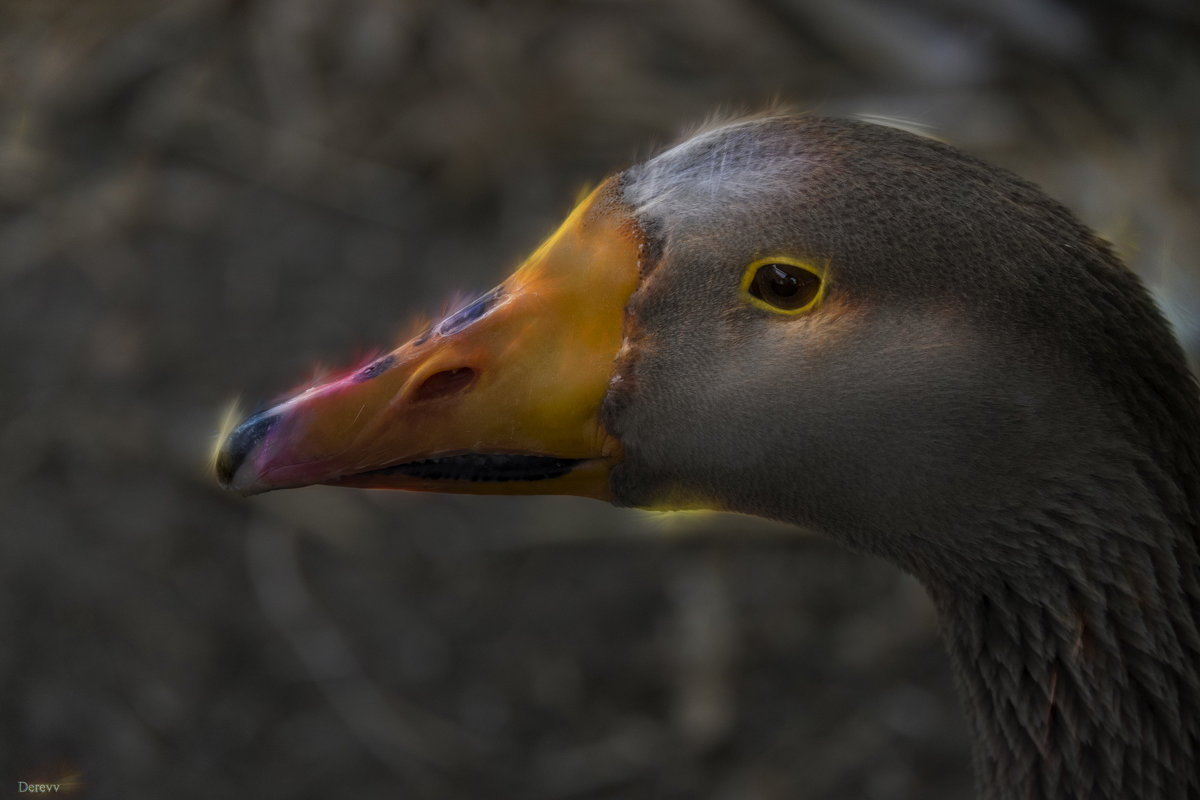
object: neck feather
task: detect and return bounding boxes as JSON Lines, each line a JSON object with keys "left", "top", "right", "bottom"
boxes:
{"left": 927, "top": 466, "right": 1200, "bottom": 800}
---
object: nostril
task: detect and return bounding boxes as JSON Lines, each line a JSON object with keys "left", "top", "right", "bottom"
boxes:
{"left": 413, "top": 367, "right": 477, "bottom": 403}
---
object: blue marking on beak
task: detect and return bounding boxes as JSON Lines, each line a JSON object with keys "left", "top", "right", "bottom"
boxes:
{"left": 437, "top": 287, "right": 504, "bottom": 336}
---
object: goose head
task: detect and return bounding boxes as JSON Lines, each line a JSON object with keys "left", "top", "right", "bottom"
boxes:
{"left": 216, "top": 115, "right": 1196, "bottom": 580}
{"left": 216, "top": 115, "right": 1200, "bottom": 798}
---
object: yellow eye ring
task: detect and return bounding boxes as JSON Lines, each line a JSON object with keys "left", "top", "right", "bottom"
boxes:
{"left": 740, "top": 256, "right": 826, "bottom": 315}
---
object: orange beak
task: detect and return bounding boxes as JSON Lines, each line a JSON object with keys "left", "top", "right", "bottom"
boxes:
{"left": 214, "top": 179, "right": 642, "bottom": 501}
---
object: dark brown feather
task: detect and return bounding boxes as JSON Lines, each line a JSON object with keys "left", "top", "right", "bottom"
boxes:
{"left": 605, "top": 115, "right": 1200, "bottom": 798}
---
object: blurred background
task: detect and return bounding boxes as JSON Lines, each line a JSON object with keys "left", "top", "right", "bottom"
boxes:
{"left": 3, "top": 0, "right": 1198, "bottom": 797}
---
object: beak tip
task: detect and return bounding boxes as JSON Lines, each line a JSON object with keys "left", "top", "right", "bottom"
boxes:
{"left": 213, "top": 446, "right": 238, "bottom": 487}
{"left": 213, "top": 455, "right": 276, "bottom": 497}
{"left": 214, "top": 408, "right": 282, "bottom": 494}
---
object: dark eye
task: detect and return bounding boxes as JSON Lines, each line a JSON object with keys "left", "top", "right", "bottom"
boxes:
{"left": 748, "top": 262, "right": 822, "bottom": 312}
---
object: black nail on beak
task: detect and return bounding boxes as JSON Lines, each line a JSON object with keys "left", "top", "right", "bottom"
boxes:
{"left": 216, "top": 410, "right": 280, "bottom": 486}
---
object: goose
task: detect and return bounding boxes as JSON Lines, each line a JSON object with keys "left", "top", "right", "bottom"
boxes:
{"left": 215, "top": 114, "right": 1200, "bottom": 799}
